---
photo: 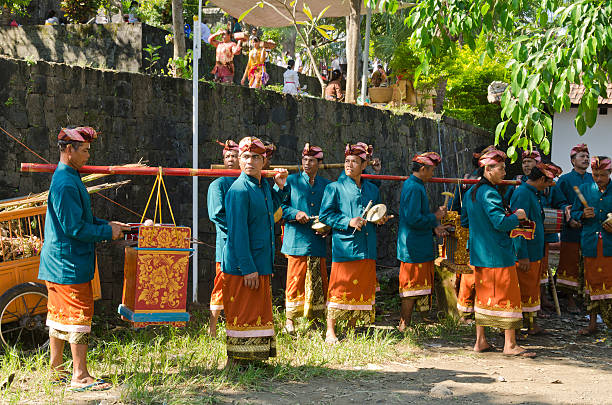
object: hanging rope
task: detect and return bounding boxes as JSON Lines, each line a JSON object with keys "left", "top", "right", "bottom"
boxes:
{"left": 140, "top": 168, "right": 176, "bottom": 225}
{"left": 1, "top": 126, "right": 50, "bottom": 164}
{"left": 2, "top": 124, "right": 144, "bottom": 219}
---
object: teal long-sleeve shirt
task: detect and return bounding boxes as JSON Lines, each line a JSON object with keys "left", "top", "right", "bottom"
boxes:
{"left": 207, "top": 176, "right": 236, "bottom": 263}
{"left": 319, "top": 173, "right": 379, "bottom": 262}
{"left": 38, "top": 162, "right": 112, "bottom": 285}
{"left": 397, "top": 175, "right": 438, "bottom": 263}
{"left": 222, "top": 172, "right": 286, "bottom": 276}
{"left": 510, "top": 183, "right": 545, "bottom": 262}
{"left": 464, "top": 182, "right": 520, "bottom": 268}
{"left": 278, "top": 171, "right": 331, "bottom": 257}
{"left": 557, "top": 169, "right": 593, "bottom": 243}
{"left": 570, "top": 181, "right": 612, "bottom": 258}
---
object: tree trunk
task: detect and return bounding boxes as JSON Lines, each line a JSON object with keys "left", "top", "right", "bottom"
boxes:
{"left": 345, "top": 0, "right": 361, "bottom": 104}
{"left": 281, "top": 27, "right": 297, "bottom": 59}
{"left": 434, "top": 76, "right": 447, "bottom": 114}
{"left": 171, "top": 0, "right": 186, "bottom": 67}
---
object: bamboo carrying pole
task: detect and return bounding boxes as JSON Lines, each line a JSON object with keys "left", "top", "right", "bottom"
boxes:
{"left": 209, "top": 163, "right": 346, "bottom": 171}
{"left": 20, "top": 164, "right": 522, "bottom": 185}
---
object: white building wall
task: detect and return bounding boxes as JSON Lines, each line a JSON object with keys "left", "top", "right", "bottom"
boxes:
{"left": 551, "top": 107, "right": 612, "bottom": 174}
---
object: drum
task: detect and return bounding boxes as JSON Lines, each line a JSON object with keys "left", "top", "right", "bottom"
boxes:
{"left": 439, "top": 211, "right": 472, "bottom": 274}
{"left": 365, "top": 204, "right": 387, "bottom": 222}
{"left": 543, "top": 208, "right": 563, "bottom": 234}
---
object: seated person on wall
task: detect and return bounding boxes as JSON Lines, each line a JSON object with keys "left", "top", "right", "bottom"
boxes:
{"left": 38, "top": 127, "right": 130, "bottom": 391}
{"left": 325, "top": 69, "right": 344, "bottom": 102}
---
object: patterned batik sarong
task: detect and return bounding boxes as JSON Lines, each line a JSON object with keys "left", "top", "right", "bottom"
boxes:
{"left": 557, "top": 241, "right": 581, "bottom": 291}
{"left": 517, "top": 260, "right": 542, "bottom": 313}
{"left": 584, "top": 240, "right": 612, "bottom": 328}
{"left": 222, "top": 273, "right": 276, "bottom": 361}
{"left": 456, "top": 271, "right": 476, "bottom": 316}
{"left": 210, "top": 262, "right": 224, "bottom": 311}
{"left": 474, "top": 266, "right": 523, "bottom": 330}
{"left": 45, "top": 281, "right": 93, "bottom": 345}
{"left": 540, "top": 243, "right": 550, "bottom": 285}
{"left": 285, "top": 255, "right": 328, "bottom": 320}
{"left": 327, "top": 259, "right": 376, "bottom": 324}
{"left": 399, "top": 261, "right": 434, "bottom": 312}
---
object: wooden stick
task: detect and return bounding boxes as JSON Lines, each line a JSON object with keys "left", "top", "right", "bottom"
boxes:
{"left": 548, "top": 266, "right": 561, "bottom": 316}
{"left": 210, "top": 163, "right": 346, "bottom": 171}
{"left": 573, "top": 186, "right": 590, "bottom": 208}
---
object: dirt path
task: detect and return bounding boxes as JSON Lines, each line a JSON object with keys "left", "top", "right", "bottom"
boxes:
{"left": 212, "top": 313, "right": 611, "bottom": 405}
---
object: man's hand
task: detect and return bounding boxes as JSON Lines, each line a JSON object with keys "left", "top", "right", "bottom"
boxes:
{"left": 295, "top": 211, "right": 310, "bottom": 224}
{"left": 603, "top": 221, "right": 612, "bottom": 233}
{"left": 349, "top": 217, "right": 365, "bottom": 231}
{"left": 244, "top": 272, "right": 260, "bottom": 289}
{"left": 434, "top": 206, "right": 448, "bottom": 220}
{"left": 434, "top": 224, "right": 450, "bottom": 238}
{"left": 515, "top": 209, "right": 527, "bottom": 220}
{"left": 110, "top": 221, "right": 131, "bottom": 240}
{"left": 273, "top": 168, "right": 288, "bottom": 189}
{"left": 583, "top": 207, "right": 595, "bottom": 219}
{"left": 569, "top": 219, "right": 582, "bottom": 228}
{"left": 370, "top": 158, "right": 381, "bottom": 173}
{"left": 375, "top": 214, "right": 393, "bottom": 226}
{"left": 517, "top": 258, "right": 530, "bottom": 272}
{"left": 565, "top": 205, "right": 572, "bottom": 221}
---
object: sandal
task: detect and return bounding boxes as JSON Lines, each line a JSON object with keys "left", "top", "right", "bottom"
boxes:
{"left": 68, "top": 379, "right": 112, "bottom": 392}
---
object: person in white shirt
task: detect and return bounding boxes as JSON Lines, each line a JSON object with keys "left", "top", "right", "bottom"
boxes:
{"left": 283, "top": 60, "right": 300, "bottom": 95}
{"left": 200, "top": 20, "right": 211, "bottom": 44}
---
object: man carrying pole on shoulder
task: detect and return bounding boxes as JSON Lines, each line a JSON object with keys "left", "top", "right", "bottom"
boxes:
{"left": 221, "top": 136, "right": 288, "bottom": 366}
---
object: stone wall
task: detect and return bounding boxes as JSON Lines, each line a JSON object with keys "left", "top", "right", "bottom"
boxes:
{"left": 0, "top": 56, "right": 491, "bottom": 311}
{"left": 0, "top": 23, "right": 322, "bottom": 94}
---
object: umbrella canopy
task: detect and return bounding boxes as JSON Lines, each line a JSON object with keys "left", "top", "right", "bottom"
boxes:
{"left": 210, "top": 0, "right": 372, "bottom": 27}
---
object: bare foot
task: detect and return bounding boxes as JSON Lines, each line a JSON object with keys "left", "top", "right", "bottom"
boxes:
{"left": 397, "top": 319, "right": 410, "bottom": 332}
{"left": 284, "top": 319, "right": 295, "bottom": 334}
{"left": 503, "top": 345, "right": 536, "bottom": 357}
{"left": 325, "top": 331, "right": 339, "bottom": 345}
{"left": 474, "top": 343, "right": 493, "bottom": 353}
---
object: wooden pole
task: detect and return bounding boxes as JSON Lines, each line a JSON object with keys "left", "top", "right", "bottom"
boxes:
{"left": 21, "top": 163, "right": 522, "bottom": 185}
{"left": 210, "top": 163, "right": 346, "bottom": 171}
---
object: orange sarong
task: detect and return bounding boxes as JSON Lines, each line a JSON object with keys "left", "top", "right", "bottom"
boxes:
{"left": 222, "top": 273, "right": 276, "bottom": 361}
{"left": 327, "top": 259, "right": 376, "bottom": 323}
{"left": 557, "top": 241, "right": 581, "bottom": 291}
{"left": 540, "top": 243, "right": 550, "bottom": 285}
{"left": 474, "top": 266, "right": 523, "bottom": 330}
{"left": 584, "top": 239, "right": 612, "bottom": 301}
{"left": 517, "top": 260, "right": 541, "bottom": 313}
{"left": 210, "top": 262, "right": 224, "bottom": 311}
{"left": 457, "top": 271, "right": 476, "bottom": 315}
{"left": 46, "top": 281, "right": 94, "bottom": 334}
{"left": 399, "top": 261, "right": 434, "bottom": 312}
{"left": 285, "top": 255, "right": 328, "bottom": 320}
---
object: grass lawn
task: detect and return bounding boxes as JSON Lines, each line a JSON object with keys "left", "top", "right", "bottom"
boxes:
{"left": 0, "top": 303, "right": 474, "bottom": 404}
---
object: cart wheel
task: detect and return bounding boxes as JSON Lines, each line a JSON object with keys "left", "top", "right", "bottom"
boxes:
{"left": 0, "top": 282, "right": 49, "bottom": 352}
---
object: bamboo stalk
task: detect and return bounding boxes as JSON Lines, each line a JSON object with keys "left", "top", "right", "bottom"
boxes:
{"left": 21, "top": 163, "right": 522, "bottom": 185}
{"left": 210, "top": 163, "right": 346, "bottom": 171}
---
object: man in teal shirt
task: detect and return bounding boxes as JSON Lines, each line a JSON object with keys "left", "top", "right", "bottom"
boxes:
{"left": 570, "top": 156, "right": 612, "bottom": 335}
{"left": 510, "top": 163, "right": 560, "bottom": 336}
{"left": 39, "top": 127, "right": 129, "bottom": 391}
{"left": 280, "top": 143, "right": 331, "bottom": 332}
{"left": 556, "top": 143, "right": 593, "bottom": 312}
{"left": 221, "top": 136, "right": 288, "bottom": 365}
{"left": 319, "top": 142, "right": 388, "bottom": 344}
{"left": 206, "top": 139, "right": 238, "bottom": 337}
{"left": 397, "top": 152, "right": 448, "bottom": 331}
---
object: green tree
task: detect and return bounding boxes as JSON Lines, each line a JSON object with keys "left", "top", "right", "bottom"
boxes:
{"left": 367, "top": 0, "right": 612, "bottom": 159}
